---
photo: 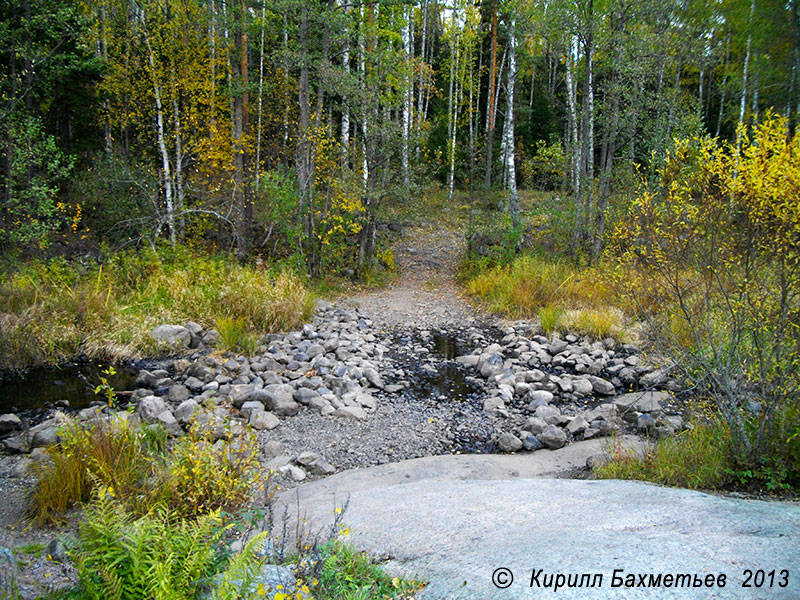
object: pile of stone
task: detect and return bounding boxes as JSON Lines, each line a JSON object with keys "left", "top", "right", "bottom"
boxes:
{"left": 452, "top": 323, "right": 684, "bottom": 452}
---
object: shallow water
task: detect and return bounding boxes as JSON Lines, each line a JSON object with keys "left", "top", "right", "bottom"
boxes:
{"left": 0, "top": 362, "right": 137, "bottom": 414}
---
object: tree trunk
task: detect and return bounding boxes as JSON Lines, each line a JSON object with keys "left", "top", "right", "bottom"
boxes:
{"left": 402, "top": 5, "right": 411, "bottom": 187}
{"left": 485, "top": 0, "right": 498, "bottom": 188}
{"left": 736, "top": 0, "right": 756, "bottom": 153}
{"left": 505, "top": 15, "right": 519, "bottom": 226}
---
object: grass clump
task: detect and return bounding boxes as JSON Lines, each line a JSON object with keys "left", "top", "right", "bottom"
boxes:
{"left": 0, "top": 245, "right": 315, "bottom": 369}
{"left": 596, "top": 422, "right": 730, "bottom": 490}
{"left": 215, "top": 317, "right": 258, "bottom": 355}
{"left": 30, "top": 416, "right": 261, "bottom": 525}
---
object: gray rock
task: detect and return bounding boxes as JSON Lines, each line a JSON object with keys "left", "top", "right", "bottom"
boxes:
{"left": 356, "top": 393, "right": 376, "bottom": 410}
{"left": 184, "top": 376, "right": 205, "bottom": 392}
{"left": 588, "top": 376, "right": 616, "bottom": 395}
{"left": 534, "top": 405, "right": 564, "bottom": 425}
{"left": 3, "top": 433, "right": 29, "bottom": 453}
{"left": 538, "top": 425, "right": 567, "bottom": 449}
{"left": 31, "top": 425, "right": 59, "bottom": 448}
{"left": 202, "top": 329, "right": 221, "bottom": 346}
{"left": 527, "top": 390, "right": 553, "bottom": 405}
{"left": 262, "top": 440, "right": 285, "bottom": 458}
{"left": 175, "top": 399, "right": 200, "bottom": 423}
{"left": 363, "top": 368, "right": 384, "bottom": 389}
{"left": 571, "top": 377, "right": 594, "bottom": 397}
{"left": 229, "top": 384, "right": 256, "bottom": 408}
{"left": 334, "top": 406, "right": 367, "bottom": 421}
{"left": 0, "top": 413, "right": 22, "bottom": 434}
{"left": 637, "top": 413, "right": 657, "bottom": 433}
{"left": 525, "top": 417, "right": 548, "bottom": 435}
{"left": 239, "top": 400, "right": 265, "bottom": 419}
{"left": 168, "top": 384, "right": 190, "bottom": 403}
{"left": 280, "top": 464, "right": 307, "bottom": 482}
{"left": 293, "top": 387, "right": 320, "bottom": 404}
{"left": 455, "top": 355, "right": 480, "bottom": 367}
{"left": 480, "top": 353, "right": 504, "bottom": 378}
{"left": 497, "top": 432, "right": 523, "bottom": 453}
{"left": 566, "top": 416, "right": 590, "bottom": 435}
{"left": 150, "top": 324, "right": 191, "bottom": 347}
{"left": 137, "top": 395, "right": 168, "bottom": 421}
{"left": 296, "top": 451, "right": 336, "bottom": 476}
{"left": 640, "top": 368, "right": 669, "bottom": 388}
{"left": 156, "top": 409, "right": 181, "bottom": 435}
{"left": 613, "top": 391, "right": 670, "bottom": 414}
{"left": 11, "top": 457, "right": 33, "bottom": 477}
{"left": 522, "top": 434, "right": 544, "bottom": 451}
{"left": 250, "top": 410, "right": 280, "bottom": 431}
{"left": 483, "top": 397, "right": 505, "bottom": 412}
{"left": 135, "top": 370, "right": 159, "bottom": 388}
{"left": 261, "top": 384, "right": 300, "bottom": 417}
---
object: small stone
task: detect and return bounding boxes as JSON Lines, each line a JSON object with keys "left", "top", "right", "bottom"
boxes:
{"left": 262, "top": 440, "right": 285, "bottom": 458}
{"left": 525, "top": 416, "right": 548, "bottom": 435}
{"left": 279, "top": 464, "right": 307, "bottom": 482}
{"left": 167, "top": 384, "right": 190, "bottom": 403}
{"left": 528, "top": 390, "right": 554, "bottom": 405}
{"left": 588, "top": 376, "right": 616, "bottom": 396}
{"left": 174, "top": 399, "right": 200, "bottom": 424}
{"left": 483, "top": 397, "right": 505, "bottom": 412}
{"left": 362, "top": 367, "right": 384, "bottom": 389}
{"left": 534, "top": 404, "right": 564, "bottom": 425}
{"left": 567, "top": 416, "right": 590, "bottom": 435}
{"left": 239, "top": 400, "right": 265, "bottom": 419}
{"left": 571, "top": 377, "right": 594, "bottom": 397}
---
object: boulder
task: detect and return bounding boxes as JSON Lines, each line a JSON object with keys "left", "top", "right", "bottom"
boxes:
{"left": 174, "top": 399, "right": 200, "bottom": 424}
{"left": 613, "top": 391, "right": 669, "bottom": 414}
{"left": 137, "top": 396, "right": 169, "bottom": 422}
{"left": 334, "top": 406, "right": 367, "bottom": 422}
{"left": 249, "top": 410, "right": 280, "bottom": 431}
{"left": 534, "top": 404, "right": 564, "bottom": 426}
{"left": 167, "top": 384, "right": 190, "bottom": 403}
{"left": 497, "top": 432, "right": 523, "bottom": 453}
{"left": 588, "top": 376, "right": 616, "bottom": 396}
{"left": 239, "top": 400, "right": 265, "bottom": 419}
{"left": 538, "top": 425, "right": 567, "bottom": 450}
{"left": 150, "top": 324, "right": 191, "bottom": 347}
{"left": 261, "top": 384, "right": 300, "bottom": 417}
{"left": 523, "top": 434, "right": 544, "bottom": 451}
{"left": 0, "top": 413, "right": 22, "bottom": 434}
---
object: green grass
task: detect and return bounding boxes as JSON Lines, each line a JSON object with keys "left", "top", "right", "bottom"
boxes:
{"left": 595, "top": 421, "right": 731, "bottom": 490}
{"left": 0, "top": 245, "right": 315, "bottom": 369}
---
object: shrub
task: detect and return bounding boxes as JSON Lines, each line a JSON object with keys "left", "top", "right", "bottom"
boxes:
{"left": 612, "top": 113, "right": 800, "bottom": 483}
{"left": 157, "top": 426, "right": 261, "bottom": 520}
{"left": 30, "top": 415, "right": 159, "bottom": 525}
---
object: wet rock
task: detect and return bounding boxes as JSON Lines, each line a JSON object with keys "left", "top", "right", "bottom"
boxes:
{"left": 538, "top": 425, "right": 567, "bottom": 449}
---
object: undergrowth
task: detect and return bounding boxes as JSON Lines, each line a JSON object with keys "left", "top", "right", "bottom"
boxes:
{"left": 0, "top": 245, "right": 315, "bottom": 369}
{"left": 30, "top": 415, "right": 261, "bottom": 525}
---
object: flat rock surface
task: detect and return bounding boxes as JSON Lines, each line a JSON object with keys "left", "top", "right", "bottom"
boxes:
{"left": 276, "top": 449, "right": 800, "bottom": 600}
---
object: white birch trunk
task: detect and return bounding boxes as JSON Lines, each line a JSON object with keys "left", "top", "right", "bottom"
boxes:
{"left": 401, "top": 5, "right": 411, "bottom": 186}
{"left": 505, "top": 16, "right": 518, "bottom": 221}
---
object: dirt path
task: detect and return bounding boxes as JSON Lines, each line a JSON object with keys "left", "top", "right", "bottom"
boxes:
{"left": 347, "top": 223, "right": 484, "bottom": 329}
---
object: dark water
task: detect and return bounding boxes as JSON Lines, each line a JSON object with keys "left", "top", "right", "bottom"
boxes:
{"left": 402, "top": 331, "right": 482, "bottom": 401}
{"left": 0, "top": 362, "right": 137, "bottom": 414}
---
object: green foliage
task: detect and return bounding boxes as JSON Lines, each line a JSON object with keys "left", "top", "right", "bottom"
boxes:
{"left": 0, "top": 115, "right": 75, "bottom": 251}
{"left": 520, "top": 140, "right": 564, "bottom": 191}
{"left": 613, "top": 114, "right": 800, "bottom": 477}
{"left": 0, "top": 246, "right": 314, "bottom": 369}
{"left": 30, "top": 415, "right": 159, "bottom": 525}
{"left": 30, "top": 416, "right": 262, "bottom": 525}
{"left": 72, "top": 493, "right": 229, "bottom": 600}
{"left": 315, "top": 540, "right": 423, "bottom": 600}
{"left": 465, "top": 254, "right": 613, "bottom": 319}
{"left": 215, "top": 317, "right": 258, "bottom": 355}
{"left": 156, "top": 426, "right": 261, "bottom": 520}
{"left": 537, "top": 304, "right": 565, "bottom": 337}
